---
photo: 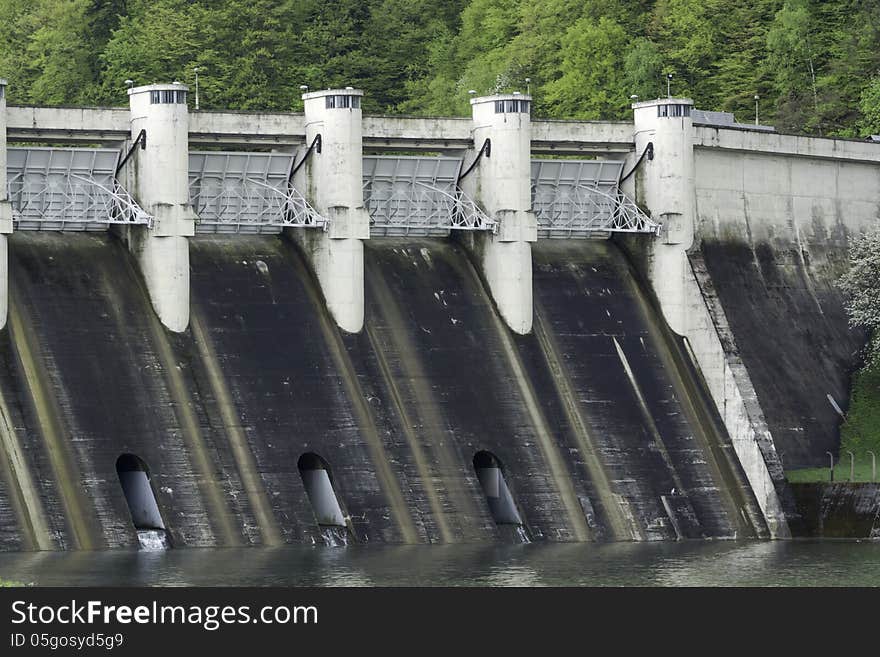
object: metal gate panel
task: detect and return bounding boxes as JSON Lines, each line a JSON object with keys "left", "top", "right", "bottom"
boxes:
{"left": 189, "top": 151, "right": 323, "bottom": 234}
{"left": 531, "top": 159, "right": 657, "bottom": 238}
{"left": 7, "top": 147, "right": 151, "bottom": 231}
{"left": 363, "top": 155, "right": 493, "bottom": 237}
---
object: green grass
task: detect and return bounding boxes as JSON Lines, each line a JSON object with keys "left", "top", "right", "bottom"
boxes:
{"left": 785, "top": 364, "right": 880, "bottom": 483}
{"left": 786, "top": 462, "right": 878, "bottom": 483}
{"left": 0, "top": 578, "right": 24, "bottom": 587}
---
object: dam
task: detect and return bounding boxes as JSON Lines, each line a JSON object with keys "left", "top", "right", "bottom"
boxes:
{"left": 0, "top": 79, "right": 877, "bottom": 551}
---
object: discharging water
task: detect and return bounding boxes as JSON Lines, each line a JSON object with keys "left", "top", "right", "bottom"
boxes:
{"left": 1, "top": 541, "right": 879, "bottom": 587}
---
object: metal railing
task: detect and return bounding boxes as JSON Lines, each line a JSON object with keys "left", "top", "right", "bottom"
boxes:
{"left": 532, "top": 183, "right": 660, "bottom": 238}
{"left": 7, "top": 171, "right": 152, "bottom": 230}
{"left": 190, "top": 176, "right": 325, "bottom": 233}
{"left": 365, "top": 181, "right": 495, "bottom": 237}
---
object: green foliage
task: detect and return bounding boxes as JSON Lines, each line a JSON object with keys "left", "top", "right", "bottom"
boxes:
{"left": 838, "top": 227, "right": 880, "bottom": 367}
{"left": 859, "top": 77, "right": 880, "bottom": 135}
{"left": 839, "top": 365, "right": 880, "bottom": 463}
{"left": 0, "top": 0, "right": 878, "bottom": 135}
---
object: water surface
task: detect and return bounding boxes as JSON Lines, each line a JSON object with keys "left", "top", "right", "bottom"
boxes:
{"left": 1, "top": 541, "right": 878, "bottom": 587}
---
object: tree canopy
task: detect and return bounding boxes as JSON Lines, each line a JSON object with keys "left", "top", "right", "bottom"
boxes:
{"left": 1, "top": 0, "right": 879, "bottom": 135}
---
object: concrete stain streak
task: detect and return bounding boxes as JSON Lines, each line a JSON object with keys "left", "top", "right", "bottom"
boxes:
{"left": 0, "top": 388, "right": 53, "bottom": 550}
{"left": 612, "top": 336, "right": 687, "bottom": 496}
{"left": 532, "top": 305, "right": 636, "bottom": 541}
{"left": 190, "top": 307, "right": 283, "bottom": 547}
{"left": 142, "top": 308, "right": 241, "bottom": 547}
{"left": 295, "top": 257, "right": 419, "bottom": 544}
{"left": 626, "top": 271, "right": 757, "bottom": 538}
{"left": 366, "top": 266, "right": 482, "bottom": 543}
{"left": 488, "top": 304, "right": 591, "bottom": 542}
{"left": 364, "top": 321, "right": 454, "bottom": 543}
{"left": 8, "top": 296, "right": 96, "bottom": 550}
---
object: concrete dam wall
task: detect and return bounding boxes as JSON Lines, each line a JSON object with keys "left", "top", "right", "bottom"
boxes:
{"left": 2, "top": 81, "right": 879, "bottom": 548}
{"left": 692, "top": 132, "right": 877, "bottom": 469}
{"left": 0, "top": 232, "right": 766, "bottom": 550}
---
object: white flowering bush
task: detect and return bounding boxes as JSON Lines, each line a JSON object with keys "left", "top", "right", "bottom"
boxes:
{"left": 838, "top": 227, "right": 880, "bottom": 367}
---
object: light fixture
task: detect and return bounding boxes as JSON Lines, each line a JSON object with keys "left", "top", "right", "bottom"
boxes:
{"left": 125, "top": 79, "right": 134, "bottom": 89}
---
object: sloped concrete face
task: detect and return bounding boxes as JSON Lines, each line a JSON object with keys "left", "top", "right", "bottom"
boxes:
{"left": 521, "top": 240, "right": 766, "bottom": 541}
{"left": 0, "top": 232, "right": 769, "bottom": 551}
{"left": 1, "top": 233, "right": 228, "bottom": 550}
{"left": 699, "top": 240, "right": 863, "bottom": 468}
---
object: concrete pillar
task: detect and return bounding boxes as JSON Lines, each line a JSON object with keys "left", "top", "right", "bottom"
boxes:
{"left": 459, "top": 94, "right": 536, "bottom": 335}
{"left": 123, "top": 83, "right": 196, "bottom": 332}
{"left": 633, "top": 99, "right": 790, "bottom": 536}
{"left": 290, "top": 88, "right": 369, "bottom": 334}
{"left": 632, "top": 98, "right": 695, "bottom": 335}
{"left": 0, "top": 80, "right": 11, "bottom": 330}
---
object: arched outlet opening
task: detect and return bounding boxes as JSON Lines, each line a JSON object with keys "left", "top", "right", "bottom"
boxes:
{"left": 298, "top": 452, "right": 350, "bottom": 546}
{"left": 116, "top": 454, "right": 169, "bottom": 550}
{"left": 474, "top": 451, "right": 529, "bottom": 541}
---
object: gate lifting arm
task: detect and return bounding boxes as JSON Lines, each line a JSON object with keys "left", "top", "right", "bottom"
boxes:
{"left": 190, "top": 176, "right": 325, "bottom": 230}
{"left": 365, "top": 180, "right": 495, "bottom": 235}
{"left": 532, "top": 183, "right": 660, "bottom": 236}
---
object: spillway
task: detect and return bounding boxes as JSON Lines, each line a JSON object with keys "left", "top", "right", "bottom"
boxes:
{"left": 0, "top": 232, "right": 767, "bottom": 550}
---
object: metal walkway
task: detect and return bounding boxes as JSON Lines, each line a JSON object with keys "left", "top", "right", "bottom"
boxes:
{"left": 531, "top": 159, "right": 659, "bottom": 238}
{"left": 6, "top": 147, "right": 151, "bottom": 231}
{"left": 362, "top": 156, "right": 494, "bottom": 237}
{"left": 189, "top": 151, "right": 324, "bottom": 234}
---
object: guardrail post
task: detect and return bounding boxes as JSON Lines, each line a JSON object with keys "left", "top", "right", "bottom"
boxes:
{"left": 120, "top": 83, "right": 196, "bottom": 332}
{"left": 0, "top": 79, "right": 11, "bottom": 330}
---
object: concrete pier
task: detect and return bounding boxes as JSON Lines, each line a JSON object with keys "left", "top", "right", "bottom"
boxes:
{"left": 0, "top": 80, "right": 11, "bottom": 329}
{"left": 633, "top": 98, "right": 790, "bottom": 536}
{"left": 632, "top": 98, "right": 695, "bottom": 336}
{"left": 459, "top": 94, "right": 537, "bottom": 335}
{"left": 290, "top": 88, "right": 370, "bottom": 334}
{"left": 121, "top": 83, "right": 196, "bottom": 332}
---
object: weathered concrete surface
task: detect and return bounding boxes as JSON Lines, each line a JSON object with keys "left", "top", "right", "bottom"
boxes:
{"left": 0, "top": 231, "right": 772, "bottom": 550}
{"left": 695, "top": 126, "right": 880, "bottom": 163}
{"left": 186, "top": 236, "right": 413, "bottom": 545}
{"left": 6, "top": 106, "right": 129, "bottom": 144}
{"left": 2, "top": 232, "right": 243, "bottom": 550}
{"left": 698, "top": 241, "right": 864, "bottom": 469}
{"left": 790, "top": 483, "right": 880, "bottom": 538}
{"left": 685, "top": 250, "right": 797, "bottom": 537}
{"left": 6, "top": 104, "right": 636, "bottom": 154}
{"left": 355, "top": 239, "right": 579, "bottom": 542}
{"left": 518, "top": 241, "right": 766, "bottom": 540}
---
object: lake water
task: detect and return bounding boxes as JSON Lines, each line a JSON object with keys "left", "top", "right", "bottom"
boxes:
{"left": 1, "top": 540, "right": 879, "bottom": 587}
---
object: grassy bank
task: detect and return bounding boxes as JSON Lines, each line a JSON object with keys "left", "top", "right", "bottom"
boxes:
{"left": 787, "top": 364, "right": 880, "bottom": 483}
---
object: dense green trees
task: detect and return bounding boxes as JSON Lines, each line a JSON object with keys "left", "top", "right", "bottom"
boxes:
{"left": 0, "top": 0, "right": 878, "bottom": 135}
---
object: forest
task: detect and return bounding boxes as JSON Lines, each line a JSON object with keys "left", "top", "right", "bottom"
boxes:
{"left": 1, "top": 0, "right": 880, "bottom": 137}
